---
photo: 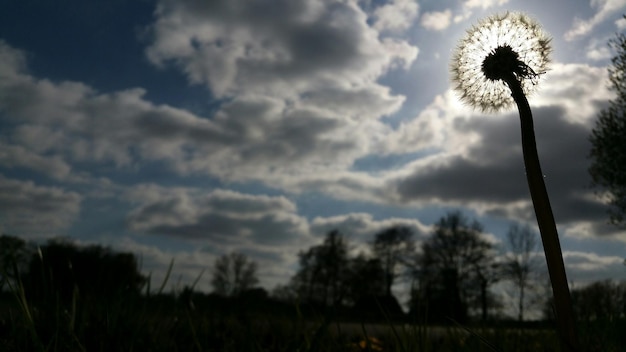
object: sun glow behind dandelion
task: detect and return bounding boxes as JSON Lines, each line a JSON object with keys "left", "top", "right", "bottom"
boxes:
{"left": 451, "top": 12, "right": 552, "bottom": 112}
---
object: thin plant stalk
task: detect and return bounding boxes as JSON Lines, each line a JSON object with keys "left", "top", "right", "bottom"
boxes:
{"left": 505, "top": 74, "right": 579, "bottom": 352}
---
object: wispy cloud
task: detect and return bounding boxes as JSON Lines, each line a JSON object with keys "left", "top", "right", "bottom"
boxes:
{"left": 565, "top": 0, "right": 626, "bottom": 41}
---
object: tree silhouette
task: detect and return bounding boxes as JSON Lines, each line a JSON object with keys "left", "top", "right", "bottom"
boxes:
{"left": 345, "top": 254, "right": 385, "bottom": 305}
{"left": 0, "top": 234, "right": 31, "bottom": 291}
{"left": 372, "top": 225, "right": 414, "bottom": 297}
{"left": 570, "top": 280, "right": 626, "bottom": 321}
{"left": 291, "top": 230, "right": 349, "bottom": 306}
{"left": 503, "top": 224, "right": 542, "bottom": 321}
{"left": 25, "top": 238, "right": 146, "bottom": 304}
{"left": 412, "top": 212, "right": 497, "bottom": 323}
{"left": 590, "top": 19, "right": 626, "bottom": 226}
{"left": 211, "top": 252, "right": 259, "bottom": 297}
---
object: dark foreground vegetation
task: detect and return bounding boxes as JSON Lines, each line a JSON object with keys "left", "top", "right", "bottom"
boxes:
{"left": 1, "top": 229, "right": 625, "bottom": 351}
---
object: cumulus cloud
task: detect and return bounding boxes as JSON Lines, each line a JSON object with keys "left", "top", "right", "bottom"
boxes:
{"left": 564, "top": 251, "right": 626, "bottom": 283}
{"left": 0, "top": 175, "right": 81, "bottom": 236}
{"left": 420, "top": 10, "right": 452, "bottom": 31}
{"left": 565, "top": 0, "right": 626, "bottom": 41}
{"left": 0, "top": 41, "right": 395, "bottom": 184}
{"left": 146, "top": 0, "right": 417, "bottom": 98}
{"left": 0, "top": 143, "right": 71, "bottom": 180}
{"left": 391, "top": 106, "right": 607, "bottom": 224}
{"left": 311, "top": 212, "right": 429, "bottom": 241}
{"left": 586, "top": 38, "right": 613, "bottom": 61}
{"left": 123, "top": 185, "right": 443, "bottom": 289}
{"left": 371, "top": 62, "right": 615, "bottom": 238}
{"left": 532, "top": 62, "right": 611, "bottom": 124}
{"left": 126, "top": 186, "right": 311, "bottom": 246}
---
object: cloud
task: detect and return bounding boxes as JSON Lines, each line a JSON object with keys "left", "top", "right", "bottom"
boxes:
{"left": 126, "top": 186, "right": 311, "bottom": 247}
{"left": 532, "top": 63, "right": 611, "bottom": 124}
{"left": 565, "top": 0, "right": 626, "bottom": 41}
{"left": 586, "top": 38, "right": 613, "bottom": 61}
{"left": 311, "top": 212, "right": 430, "bottom": 241}
{"left": 372, "top": 62, "right": 614, "bottom": 237}
{"left": 0, "top": 142, "right": 71, "bottom": 180}
{"left": 145, "top": 0, "right": 417, "bottom": 98}
{"left": 0, "top": 41, "right": 397, "bottom": 185}
{"left": 390, "top": 106, "right": 608, "bottom": 225}
{"left": 564, "top": 251, "right": 626, "bottom": 283}
{"left": 373, "top": 0, "right": 419, "bottom": 33}
{"left": 561, "top": 218, "right": 626, "bottom": 243}
{"left": 420, "top": 10, "right": 452, "bottom": 31}
{"left": 0, "top": 175, "right": 81, "bottom": 236}
{"left": 462, "top": 0, "right": 509, "bottom": 10}
{"left": 453, "top": 0, "right": 509, "bottom": 23}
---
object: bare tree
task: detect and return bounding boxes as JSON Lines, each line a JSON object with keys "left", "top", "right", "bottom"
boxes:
{"left": 211, "top": 252, "right": 259, "bottom": 297}
{"left": 290, "top": 230, "right": 350, "bottom": 306}
{"left": 372, "top": 225, "right": 415, "bottom": 297}
{"left": 413, "top": 211, "right": 498, "bottom": 323}
{"left": 503, "top": 224, "right": 541, "bottom": 321}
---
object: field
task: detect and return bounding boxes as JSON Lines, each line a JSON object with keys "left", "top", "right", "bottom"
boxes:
{"left": 1, "top": 290, "right": 624, "bottom": 352}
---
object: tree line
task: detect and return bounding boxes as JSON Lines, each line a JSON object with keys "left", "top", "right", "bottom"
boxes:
{"left": 210, "top": 211, "right": 625, "bottom": 324}
{"left": 266, "top": 211, "right": 541, "bottom": 323}
{"left": 1, "top": 211, "right": 625, "bottom": 324}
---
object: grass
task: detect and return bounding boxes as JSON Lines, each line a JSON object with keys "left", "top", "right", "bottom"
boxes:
{"left": 0, "top": 264, "right": 624, "bottom": 351}
{"left": 0, "top": 287, "right": 589, "bottom": 352}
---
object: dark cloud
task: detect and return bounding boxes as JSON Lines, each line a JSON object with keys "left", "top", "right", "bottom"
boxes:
{"left": 392, "top": 105, "right": 608, "bottom": 226}
{"left": 126, "top": 188, "right": 310, "bottom": 246}
{"left": 563, "top": 251, "right": 626, "bottom": 283}
{"left": 0, "top": 175, "right": 81, "bottom": 235}
{"left": 310, "top": 212, "right": 429, "bottom": 242}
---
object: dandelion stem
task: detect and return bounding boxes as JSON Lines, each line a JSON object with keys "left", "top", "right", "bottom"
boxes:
{"left": 505, "top": 75, "right": 579, "bottom": 352}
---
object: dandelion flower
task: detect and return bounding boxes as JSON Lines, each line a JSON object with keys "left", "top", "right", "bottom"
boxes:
{"left": 452, "top": 12, "right": 579, "bottom": 352}
{"left": 451, "top": 12, "right": 551, "bottom": 112}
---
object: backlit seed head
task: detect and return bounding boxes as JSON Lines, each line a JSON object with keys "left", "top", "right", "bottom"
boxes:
{"left": 451, "top": 12, "right": 552, "bottom": 112}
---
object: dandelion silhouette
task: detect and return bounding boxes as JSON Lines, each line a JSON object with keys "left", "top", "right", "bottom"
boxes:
{"left": 451, "top": 12, "right": 579, "bottom": 352}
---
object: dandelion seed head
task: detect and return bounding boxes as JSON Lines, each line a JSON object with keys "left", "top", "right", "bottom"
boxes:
{"left": 451, "top": 12, "right": 552, "bottom": 112}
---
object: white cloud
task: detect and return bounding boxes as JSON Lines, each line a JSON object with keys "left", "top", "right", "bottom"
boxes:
{"left": 0, "top": 46, "right": 393, "bottom": 184}
{"left": 453, "top": 0, "right": 509, "bottom": 23}
{"left": 562, "top": 220, "right": 626, "bottom": 243}
{"left": 565, "top": 0, "right": 626, "bottom": 41}
{"left": 0, "top": 175, "right": 81, "bottom": 236}
{"left": 532, "top": 62, "right": 612, "bottom": 124}
{"left": 0, "top": 3, "right": 420, "bottom": 186}
{"left": 126, "top": 186, "right": 312, "bottom": 246}
{"left": 462, "top": 0, "right": 509, "bottom": 9}
{"left": 146, "top": 0, "right": 417, "bottom": 98}
{"left": 373, "top": 0, "right": 419, "bottom": 32}
{"left": 420, "top": 9, "right": 452, "bottom": 31}
{"left": 586, "top": 43, "right": 612, "bottom": 61}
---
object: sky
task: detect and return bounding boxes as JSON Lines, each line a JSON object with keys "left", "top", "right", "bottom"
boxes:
{"left": 1, "top": 0, "right": 626, "bottom": 307}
